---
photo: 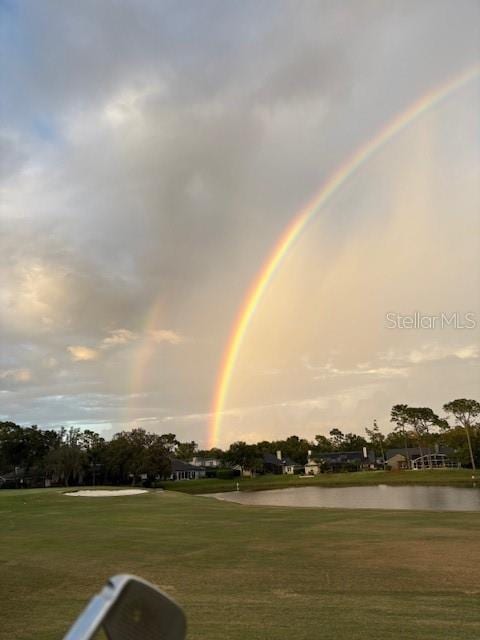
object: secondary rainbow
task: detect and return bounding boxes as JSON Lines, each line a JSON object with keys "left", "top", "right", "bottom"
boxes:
{"left": 208, "top": 63, "right": 480, "bottom": 448}
{"left": 127, "top": 298, "right": 163, "bottom": 425}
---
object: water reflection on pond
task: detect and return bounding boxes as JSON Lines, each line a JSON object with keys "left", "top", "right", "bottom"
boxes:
{"left": 206, "top": 485, "right": 480, "bottom": 511}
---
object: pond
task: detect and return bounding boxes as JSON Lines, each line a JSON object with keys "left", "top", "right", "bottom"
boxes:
{"left": 206, "top": 484, "right": 480, "bottom": 511}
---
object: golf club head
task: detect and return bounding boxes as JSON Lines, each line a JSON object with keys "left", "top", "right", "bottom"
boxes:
{"left": 63, "top": 574, "right": 186, "bottom": 640}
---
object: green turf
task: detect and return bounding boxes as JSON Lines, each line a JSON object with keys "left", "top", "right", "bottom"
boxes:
{"left": 0, "top": 488, "right": 479, "bottom": 640}
{"left": 166, "top": 468, "right": 478, "bottom": 494}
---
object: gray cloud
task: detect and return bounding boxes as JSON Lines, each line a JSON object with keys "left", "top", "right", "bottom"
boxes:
{"left": 1, "top": 0, "right": 479, "bottom": 445}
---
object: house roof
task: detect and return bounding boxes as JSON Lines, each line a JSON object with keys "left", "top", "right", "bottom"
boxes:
{"left": 0, "top": 471, "right": 18, "bottom": 481}
{"left": 385, "top": 446, "right": 454, "bottom": 460}
{"left": 263, "top": 452, "right": 297, "bottom": 466}
{"left": 0, "top": 469, "right": 25, "bottom": 480}
{"left": 322, "top": 452, "right": 362, "bottom": 462}
{"left": 309, "top": 450, "right": 373, "bottom": 463}
{"left": 170, "top": 458, "right": 200, "bottom": 472}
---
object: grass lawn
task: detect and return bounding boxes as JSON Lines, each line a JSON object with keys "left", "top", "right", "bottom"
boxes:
{"left": 166, "top": 468, "right": 478, "bottom": 494}
{"left": 0, "top": 488, "right": 479, "bottom": 640}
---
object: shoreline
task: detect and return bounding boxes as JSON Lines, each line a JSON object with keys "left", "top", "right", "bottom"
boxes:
{"left": 163, "top": 468, "right": 478, "bottom": 495}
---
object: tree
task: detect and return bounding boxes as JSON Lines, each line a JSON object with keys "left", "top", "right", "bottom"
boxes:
{"left": 365, "top": 420, "right": 385, "bottom": 466}
{"left": 329, "top": 428, "right": 344, "bottom": 450}
{"left": 0, "top": 422, "right": 28, "bottom": 472}
{"left": 176, "top": 441, "right": 198, "bottom": 461}
{"left": 195, "top": 447, "right": 225, "bottom": 462}
{"left": 391, "top": 405, "right": 441, "bottom": 468}
{"left": 258, "top": 435, "right": 313, "bottom": 464}
{"left": 79, "top": 430, "right": 106, "bottom": 486}
{"left": 45, "top": 429, "right": 86, "bottom": 487}
{"left": 314, "top": 434, "right": 333, "bottom": 452}
{"left": 443, "top": 399, "right": 479, "bottom": 478}
{"left": 410, "top": 407, "right": 442, "bottom": 468}
{"left": 283, "top": 435, "right": 312, "bottom": 464}
{"left": 157, "top": 433, "right": 179, "bottom": 454}
{"left": 383, "top": 429, "right": 415, "bottom": 450}
{"left": 438, "top": 424, "right": 472, "bottom": 468}
{"left": 224, "top": 442, "right": 260, "bottom": 474}
{"left": 106, "top": 441, "right": 128, "bottom": 483}
{"left": 144, "top": 441, "right": 172, "bottom": 480}
{"left": 0, "top": 422, "right": 62, "bottom": 475}
{"left": 340, "top": 432, "right": 368, "bottom": 452}
{"left": 390, "top": 404, "right": 413, "bottom": 467}
{"left": 105, "top": 429, "right": 171, "bottom": 485}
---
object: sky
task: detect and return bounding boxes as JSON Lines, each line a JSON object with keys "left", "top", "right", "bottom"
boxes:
{"left": 1, "top": 0, "right": 479, "bottom": 448}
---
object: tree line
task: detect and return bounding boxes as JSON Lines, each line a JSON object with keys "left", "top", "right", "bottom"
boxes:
{"left": 0, "top": 398, "right": 478, "bottom": 486}
{"left": 0, "top": 426, "right": 186, "bottom": 487}
{"left": 206, "top": 398, "right": 479, "bottom": 473}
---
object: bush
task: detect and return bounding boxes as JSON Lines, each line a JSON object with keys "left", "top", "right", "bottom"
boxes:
{"left": 216, "top": 468, "right": 235, "bottom": 480}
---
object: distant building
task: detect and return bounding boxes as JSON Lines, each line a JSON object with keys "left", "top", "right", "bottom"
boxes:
{"left": 385, "top": 453, "right": 408, "bottom": 471}
{"left": 304, "top": 457, "right": 321, "bottom": 475}
{"left": 304, "top": 448, "right": 375, "bottom": 474}
{"left": 0, "top": 468, "right": 50, "bottom": 489}
{"left": 385, "top": 446, "right": 457, "bottom": 470}
{"left": 190, "top": 456, "right": 221, "bottom": 468}
{"left": 169, "top": 459, "right": 205, "bottom": 481}
{"left": 232, "top": 464, "right": 255, "bottom": 477}
{"left": 263, "top": 451, "right": 302, "bottom": 475}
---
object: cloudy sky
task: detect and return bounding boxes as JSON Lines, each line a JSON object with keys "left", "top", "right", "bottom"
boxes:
{"left": 1, "top": 0, "right": 479, "bottom": 447}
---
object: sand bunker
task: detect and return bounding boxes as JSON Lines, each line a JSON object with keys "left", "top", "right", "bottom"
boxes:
{"left": 65, "top": 489, "right": 148, "bottom": 497}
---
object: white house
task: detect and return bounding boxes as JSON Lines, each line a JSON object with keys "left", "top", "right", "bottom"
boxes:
{"left": 190, "top": 456, "right": 221, "bottom": 468}
{"left": 304, "top": 451, "right": 322, "bottom": 475}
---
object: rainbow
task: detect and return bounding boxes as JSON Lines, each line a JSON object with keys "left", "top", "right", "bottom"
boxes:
{"left": 208, "top": 63, "right": 480, "bottom": 448}
{"left": 127, "top": 298, "right": 163, "bottom": 424}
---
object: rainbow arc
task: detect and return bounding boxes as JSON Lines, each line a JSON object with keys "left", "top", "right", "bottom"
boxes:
{"left": 207, "top": 64, "right": 480, "bottom": 448}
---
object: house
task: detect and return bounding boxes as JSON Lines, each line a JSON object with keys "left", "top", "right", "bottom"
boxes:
{"left": 385, "top": 446, "right": 457, "bottom": 470}
{"left": 263, "top": 451, "right": 302, "bottom": 475}
{"left": 304, "top": 448, "right": 375, "bottom": 474}
{"left": 189, "top": 456, "right": 222, "bottom": 477}
{"left": 304, "top": 457, "right": 322, "bottom": 475}
{"left": 190, "top": 456, "right": 221, "bottom": 468}
{"left": 232, "top": 464, "right": 255, "bottom": 477}
{"left": 169, "top": 459, "right": 205, "bottom": 481}
{"left": 0, "top": 470, "right": 22, "bottom": 489}
{"left": 385, "top": 453, "right": 408, "bottom": 471}
{"left": 0, "top": 468, "right": 49, "bottom": 489}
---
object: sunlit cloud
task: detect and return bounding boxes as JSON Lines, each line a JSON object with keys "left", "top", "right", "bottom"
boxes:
{"left": 148, "top": 329, "right": 185, "bottom": 345}
{"left": 380, "top": 344, "right": 479, "bottom": 365}
{"left": 101, "top": 329, "right": 138, "bottom": 349}
{"left": 301, "top": 357, "right": 409, "bottom": 380}
{"left": 313, "top": 365, "right": 409, "bottom": 380}
{"left": 453, "top": 345, "right": 479, "bottom": 360}
{"left": 3, "top": 263, "right": 67, "bottom": 331}
{"left": 67, "top": 346, "right": 99, "bottom": 362}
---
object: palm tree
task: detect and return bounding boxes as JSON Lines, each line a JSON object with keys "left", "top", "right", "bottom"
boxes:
{"left": 443, "top": 399, "right": 479, "bottom": 480}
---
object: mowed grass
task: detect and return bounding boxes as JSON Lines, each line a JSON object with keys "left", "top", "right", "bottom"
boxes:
{"left": 167, "top": 468, "right": 478, "bottom": 494}
{"left": 0, "top": 488, "right": 479, "bottom": 640}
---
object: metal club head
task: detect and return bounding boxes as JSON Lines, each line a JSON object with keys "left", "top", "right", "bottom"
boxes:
{"left": 63, "top": 574, "right": 187, "bottom": 640}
